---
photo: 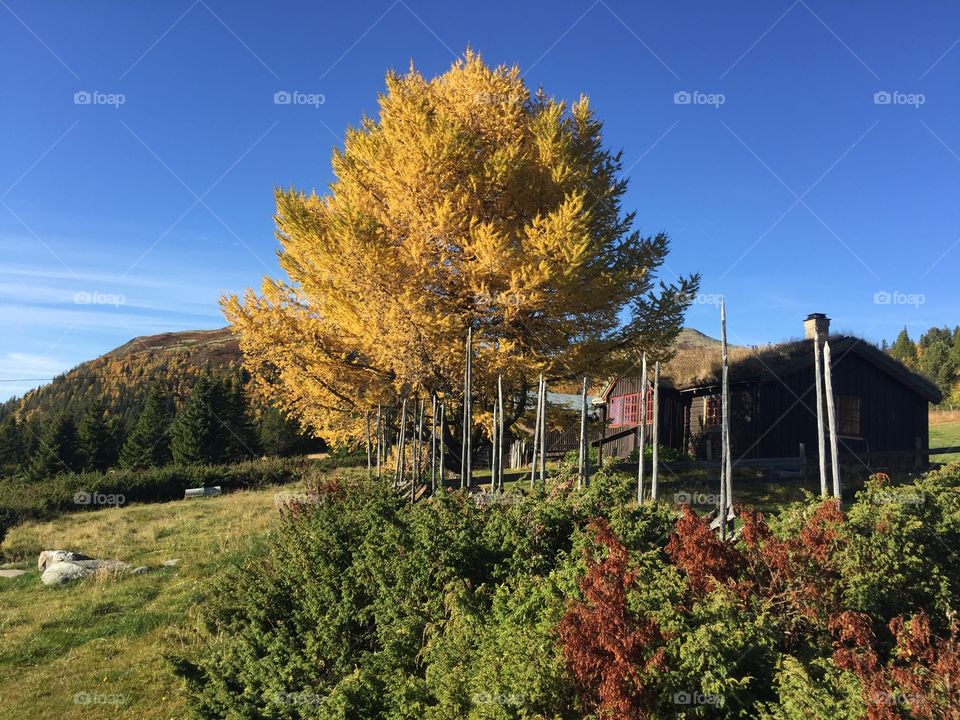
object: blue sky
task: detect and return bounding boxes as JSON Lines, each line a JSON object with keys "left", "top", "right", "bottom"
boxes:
{"left": 1, "top": 0, "right": 959, "bottom": 400}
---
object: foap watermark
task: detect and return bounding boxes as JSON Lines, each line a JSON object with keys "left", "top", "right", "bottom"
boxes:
{"left": 873, "top": 290, "right": 925, "bottom": 308}
{"left": 874, "top": 90, "right": 925, "bottom": 108}
{"left": 874, "top": 690, "right": 921, "bottom": 707}
{"left": 473, "top": 491, "right": 524, "bottom": 507}
{"left": 674, "top": 90, "right": 725, "bottom": 108}
{"left": 74, "top": 491, "right": 125, "bottom": 507}
{"left": 74, "top": 290, "right": 125, "bottom": 307}
{"left": 673, "top": 691, "right": 723, "bottom": 706}
{"left": 273, "top": 90, "right": 325, "bottom": 108}
{"left": 74, "top": 90, "right": 125, "bottom": 108}
{"left": 872, "top": 491, "right": 924, "bottom": 507}
{"left": 73, "top": 691, "right": 126, "bottom": 706}
{"left": 472, "top": 691, "right": 525, "bottom": 706}
{"left": 674, "top": 491, "right": 721, "bottom": 507}
{"left": 680, "top": 291, "right": 725, "bottom": 308}
{"left": 274, "top": 690, "right": 325, "bottom": 707}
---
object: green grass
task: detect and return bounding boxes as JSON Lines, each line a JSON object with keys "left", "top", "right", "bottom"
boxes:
{"left": 931, "top": 420, "right": 960, "bottom": 463}
{"left": 0, "top": 470, "right": 365, "bottom": 720}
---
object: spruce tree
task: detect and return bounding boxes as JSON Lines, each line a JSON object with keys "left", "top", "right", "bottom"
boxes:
{"left": 119, "top": 385, "right": 172, "bottom": 469}
{"left": 257, "top": 405, "right": 316, "bottom": 457}
{"left": 0, "top": 416, "right": 25, "bottom": 475}
{"left": 77, "top": 406, "right": 119, "bottom": 471}
{"left": 221, "top": 378, "right": 259, "bottom": 461}
{"left": 29, "top": 414, "right": 80, "bottom": 479}
{"left": 171, "top": 377, "right": 224, "bottom": 465}
{"left": 889, "top": 328, "right": 918, "bottom": 370}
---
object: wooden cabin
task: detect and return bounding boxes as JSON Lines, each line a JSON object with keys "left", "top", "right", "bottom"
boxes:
{"left": 598, "top": 314, "right": 942, "bottom": 468}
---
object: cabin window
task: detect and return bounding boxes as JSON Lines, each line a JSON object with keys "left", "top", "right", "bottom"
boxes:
{"left": 608, "top": 387, "right": 655, "bottom": 427}
{"left": 608, "top": 396, "right": 623, "bottom": 426}
{"left": 703, "top": 395, "right": 721, "bottom": 430}
{"left": 642, "top": 387, "right": 654, "bottom": 423}
{"left": 836, "top": 395, "right": 861, "bottom": 436}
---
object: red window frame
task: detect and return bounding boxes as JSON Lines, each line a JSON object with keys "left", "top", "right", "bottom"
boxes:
{"left": 609, "top": 387, "right": 654, "bottom": 427}
{"left": 609, "top": 395, "right": 623, "bottom": 426}
{"left": 703, "top": 395, "right": 721, "bottom": 430}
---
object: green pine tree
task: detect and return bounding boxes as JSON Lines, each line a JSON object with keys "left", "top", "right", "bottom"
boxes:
{"left": 119, "top": 386, "right": 172, "bottom": 469}
{"left": 171, "top": 377, "right": 225, "bottom": 465}
{"left": 220, "top": 378, "right": 259, "bottom": 461}
{"left": 0, "top": 416, "right": 25, "bottom": 475}
{"left": 257, "top": 405, "right": 318, "bottom": 457}
{"left": 889, "top": 327, "right": 918, "bottom": 370}
{"left": 29, "top": 414, "right": 80, "bottom": 479}
{"left": 76, "top": 406, "right": 120, "bottom": 471}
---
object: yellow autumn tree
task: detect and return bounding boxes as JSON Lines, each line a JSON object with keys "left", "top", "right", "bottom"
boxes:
{"left": 222, "top": 52, "right": 698, "bottom": 444}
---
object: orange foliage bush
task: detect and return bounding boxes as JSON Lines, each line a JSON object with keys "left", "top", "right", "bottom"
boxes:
{"left": 557, "top": 519, "right": 668, "bottom": 719}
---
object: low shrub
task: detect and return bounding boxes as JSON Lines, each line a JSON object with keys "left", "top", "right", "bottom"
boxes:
{"left": 172, "top": 465, "right": 960, "bottom": 719}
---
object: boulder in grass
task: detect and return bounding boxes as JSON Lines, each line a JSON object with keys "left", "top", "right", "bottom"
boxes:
{"left": 40, "top": 559, "right": 133, "bottom": 586}
{"left": 41, "top": 561, "right": 92, "bottom": 586}
{"left": 0, "top": 569, "right": 27, "bottom": 579}
{"left": 38, "top": 550, "right": 93, "bottom": 573}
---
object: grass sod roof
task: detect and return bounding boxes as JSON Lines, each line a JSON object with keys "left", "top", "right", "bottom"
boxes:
{"left": 599, "top": 333, "right": 942, "bottom": 404}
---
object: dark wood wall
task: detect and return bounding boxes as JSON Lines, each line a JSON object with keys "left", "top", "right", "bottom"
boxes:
{"left": 600, "top": 378, "right": 686, "bottom": 457}
{"left": 755, "top": 352, "right": 929, "bottom": 460}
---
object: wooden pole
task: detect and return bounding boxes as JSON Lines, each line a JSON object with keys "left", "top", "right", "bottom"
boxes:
{"left": 579, "top": 376, "right": 588, "bottom": 490}
{"left": 719, "top": 300, "right": 730, "bottom": 540}
{"left": 430, "top": 395, "right": 437, "bottom": 493}
{"left": 461, "top": 329, "right": 471, "bottom": 489}
{"left": 439, "top": 402, "right": 446, "bottom": 488}
{"left": 497, "top": 374, "right": 504, "bottom": 492}
{"left": 539, "top": 376, "right": 547, "bottom": 486}
{"left": 466, "top": 327, "right": 473, "bottom": 489}
{"left": 491, "top": 399, "right": 498, "bottom": 492}
{"left": 413, "top": 397, "right": 424, "bottom": 503}
{"left": 376, "top": 403, "right": 382, "bottom": 481}
{"left": 637, "top": 353, "right": 647, "bottom": 503}
{"left": 824, "top": 341, "right": 842, "bottom": 504}
{"left": 395, "top": 399, "right": 407, "bottom": 489}
{"left": 530, "top": 374, "right": 543, "bottom": 489}
{"left": 418, "top": 397, "right": 425, "bottom": 486}
{"left": 813, "top": 332, "right": 829, "bottom": 498}
{"left": 651, "top": 361, "right": 660, "bottom": 502}
{"left": 365, "top": 411, "right": 372, "bottom": 480}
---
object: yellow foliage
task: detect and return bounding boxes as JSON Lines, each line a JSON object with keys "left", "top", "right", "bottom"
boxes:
{"left": 222, "top": 51, "right": 698, "bottom": 444}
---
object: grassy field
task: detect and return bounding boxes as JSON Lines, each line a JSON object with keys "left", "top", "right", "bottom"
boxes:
{"left": 931, "top": 411, "right": 960, "bottom": 464}
{"left": 0, "top": 482, "right": 297, "bottom": 720}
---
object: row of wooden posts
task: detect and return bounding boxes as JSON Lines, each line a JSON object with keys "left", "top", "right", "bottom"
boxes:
{"left": 361, "top": 324, "right": 610, "bottom": 499}
{"left": 361, "top": 303, "right": 844, "bottom": 537}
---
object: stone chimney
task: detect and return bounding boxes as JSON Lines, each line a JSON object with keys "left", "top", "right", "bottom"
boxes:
{"left": 803, "top": 313, "right": 830, "bottom": 340}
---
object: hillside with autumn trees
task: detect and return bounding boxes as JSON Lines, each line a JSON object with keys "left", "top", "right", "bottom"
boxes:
{"left": 0, "top": 328, "right": 241, "bottom": 425}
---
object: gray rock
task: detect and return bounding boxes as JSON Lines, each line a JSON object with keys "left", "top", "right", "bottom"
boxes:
{"left": 0, "top": 569, "right": 27, "bottom": 578}
{"left": 162, "top": 559, "right": 180, "bottom": 567}
{"left": 41, "top": 561, "right": 92, "bottom": 586}
{"left": 130, "top": 566, "right": 151, "bottom": 575}
{"left": 39, "top": 559, "right": 132, "bottom": 586}
{"left": 38, "top": 550, "right": 93, "bottom": 573}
